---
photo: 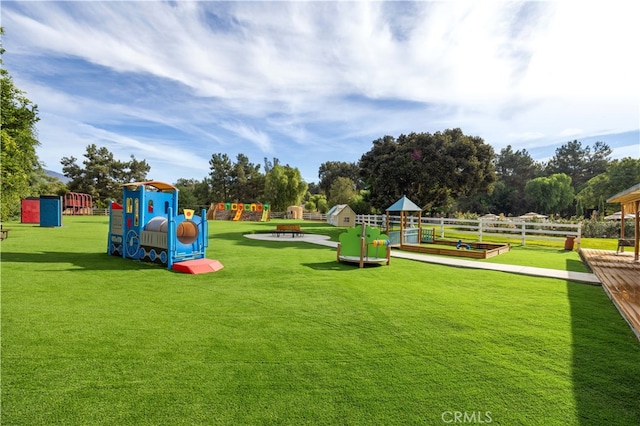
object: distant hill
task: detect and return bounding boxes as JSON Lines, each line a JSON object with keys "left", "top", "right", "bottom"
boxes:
{"left": 45, "top": 170, "right": 70, "bottom": 183}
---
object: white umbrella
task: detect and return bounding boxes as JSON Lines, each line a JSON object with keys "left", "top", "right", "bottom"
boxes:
{"left": 604, "top": 211, "right": 635, "bottom": 220}
{"left": 479, "top": 214, "right": 498, "bottom": 220}
{"left": 518, "top": 212, "right": 548, "bottom": 219}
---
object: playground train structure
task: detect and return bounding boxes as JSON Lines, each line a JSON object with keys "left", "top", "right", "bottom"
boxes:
{"left": 107, "top": 181, "right": 222, "bottom": 274}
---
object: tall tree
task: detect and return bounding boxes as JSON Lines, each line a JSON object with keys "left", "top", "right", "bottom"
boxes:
{"left": 359, "top": 129, "right": 495, "bottom": 213}
{"left": 545, "top": 140, "right": 611, "bottom": 191}
{"left": 490, "top": 145, "right": 542, "bottom": 215}
{"left": 318, "top": 161, "right": 363, "bottom": 198}
{"left": 264, "top": 164, "right": 308, "bottom": 212}
{"left": 1, "top": 27, "right": 42, "bottom": 220}
{"left": 117, "top": 155, "right": 151, "bottom": 183}
{"left": 208, "top": 153, "right": 233, "bottom": 202}
{"left": 524, "top": 173, "right": 575, "bottom": 214}
{"left": 327, "top": 176, "right": 357, "bottom": 206}
{"left": 61, "top": 144, "right": 149, "bottom": 207}
{"left": 576, "top": 157, "right": 640, "bottom": 214}
{"left": 231, "top": 153, "right": 264, "bottom": 202}
{"left": 174, "top": 178, "right": 213, "bottom": 212}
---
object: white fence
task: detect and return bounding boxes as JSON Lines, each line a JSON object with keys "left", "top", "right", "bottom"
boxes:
{"left": 353, "top": 214, "right": 581, "bottom": 247}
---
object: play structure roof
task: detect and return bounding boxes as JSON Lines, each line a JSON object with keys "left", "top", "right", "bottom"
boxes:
{"left": 386, "top": 196, "right": 421, "bottom": 212}
{"left": 122, "top": 181, "right": 178, "bottom": 192}
{"left": 607, "top": 182, "right": 640, "bottom": 214}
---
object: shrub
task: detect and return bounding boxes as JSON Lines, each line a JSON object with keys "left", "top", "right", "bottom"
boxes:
{"left": 582, "top": 218, "right": 634, "bottom": 238}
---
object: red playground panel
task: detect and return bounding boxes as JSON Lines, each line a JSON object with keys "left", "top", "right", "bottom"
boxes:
{"left": 172, "top": 259, "right": 224, "bottom": 274}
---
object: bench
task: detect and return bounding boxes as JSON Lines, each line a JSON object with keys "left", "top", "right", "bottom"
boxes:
{"left": 617, "top": 238, "right": 634, "bottom": 254}
{"left": 272, "top": 224, "right": 304, "bottom": 237}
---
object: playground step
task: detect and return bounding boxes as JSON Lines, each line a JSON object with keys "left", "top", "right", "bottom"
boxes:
{"left": 172, "top": 258, "right": 224, "bottom": 274}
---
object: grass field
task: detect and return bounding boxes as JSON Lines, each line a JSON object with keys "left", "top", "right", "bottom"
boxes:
{"left": 1, "top": 217, "right": 639, "bottom": 425}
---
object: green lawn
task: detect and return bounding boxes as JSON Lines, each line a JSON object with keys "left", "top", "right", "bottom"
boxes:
{"left": 1, "top": 217, "right": 639, "bottom": 425}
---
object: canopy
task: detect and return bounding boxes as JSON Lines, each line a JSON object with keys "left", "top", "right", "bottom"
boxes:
{"left": 479, "top": 214, "right": 499, "bottom": 220}
{"left": 604, "top": 211, "right": 635, "bottom": 220}
{"left": 386, "top": 195, "right": 421, "bottom": 212}
{"left": 122, "top": 181, "right": 178, "bottom": 192}
{"left": 518, "top": 212, "right": 548, "bottom": 219}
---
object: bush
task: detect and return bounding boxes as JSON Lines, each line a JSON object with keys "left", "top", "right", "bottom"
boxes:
{"left": 582, "top": 218, "right": 634, "bottom": 238}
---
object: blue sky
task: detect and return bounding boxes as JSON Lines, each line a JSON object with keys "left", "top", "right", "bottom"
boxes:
{"left": 2, "top": 1, "right": 639, "bottom": 184}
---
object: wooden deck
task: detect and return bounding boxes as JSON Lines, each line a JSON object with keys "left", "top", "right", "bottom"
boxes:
{"left": 580, "top": 249, "right": 640, "bottom": 339}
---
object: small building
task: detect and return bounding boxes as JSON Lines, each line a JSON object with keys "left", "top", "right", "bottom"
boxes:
{"left": 327, "top": 204, "right": 356, "bottom": 227}
{"left": 21, "top": 197, "right": 40, "bottom": 223}
{"left": 287, "top": 205, "right": 304, "bottom": 219}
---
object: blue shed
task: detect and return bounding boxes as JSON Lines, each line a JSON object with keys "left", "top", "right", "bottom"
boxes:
{"left": 39, "top": 196, "right": 62, "bottom": 227}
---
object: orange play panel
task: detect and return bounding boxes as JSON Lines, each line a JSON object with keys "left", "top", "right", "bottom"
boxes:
{"left": 172, "top": 259, "right": 224, "bottom": 274}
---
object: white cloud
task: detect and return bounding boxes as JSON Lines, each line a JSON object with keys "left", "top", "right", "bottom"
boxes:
{"left": 2, "top": 1, "right": 638, "bottom": 184}
{"left": 219, "top": 121, "right": 273, "bottom": 153}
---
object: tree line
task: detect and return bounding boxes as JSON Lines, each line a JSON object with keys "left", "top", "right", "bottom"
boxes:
{"left": 44, "top": 131, "right": 640, "bottom": 221}
{"left": 312, "top": 132, "right": 639, "bottom": 218}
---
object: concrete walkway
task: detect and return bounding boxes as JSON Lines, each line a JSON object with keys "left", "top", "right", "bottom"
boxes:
{"left": 244, "top": 233, "right": 600, "bottom": 284}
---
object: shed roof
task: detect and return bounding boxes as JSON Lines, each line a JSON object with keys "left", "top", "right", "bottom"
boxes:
{"left": 386, "top": 196, "right": 421, "bottom": 212}
{"left": 327, "top": 204, "right": 351, "bottom": 216}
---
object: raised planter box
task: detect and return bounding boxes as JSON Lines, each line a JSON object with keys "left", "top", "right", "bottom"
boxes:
{"left": 400, "top": 239, "right": 510, "bottom": 259}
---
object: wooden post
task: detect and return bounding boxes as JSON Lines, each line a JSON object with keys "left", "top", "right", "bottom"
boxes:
{"left": 360, "top": 222, "right": 365, "bottom": 268}
{"left": 635, "top": 201, "right": 639, "bottom": 261}
{"left": 621, "top": 205, "right": 626, "bottom": 239}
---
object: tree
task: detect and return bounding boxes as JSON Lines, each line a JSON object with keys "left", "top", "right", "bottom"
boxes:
{"left": 359, "top": 129, "right": 495, "bottom": 213}
{"left": 576, "top": 157, "right": 640, "bottom": 214}
{"left": 264, "top": 164, "right": 308, "bottom": 212}
{"left": 545, "top": 140, "right": 611, "bottom": 192}
{"left": 61, "top": 144, "right": 150, "bottom": 207}
{"left": 118, "top": 155, "right": 151, "bottom": 183}
{"left": 231, "top": 153, "right": 264, "bottom": 202}
{"left": 327, "top": 176, "right": 357, "bottom": 206}
{"left": 208, "top": 153, "right": 233, "bottom": 201}
{"left": 524, "top": 173, "right": 574, "bottom": 214}
{"left": 318, "top": 161, "right": 363, "bottom": 198}
{"left": 306, "top": 194, "right": 328, "bottom": 213}
{"left": 490, "top": 145, "right": 542, "bottom": 215}
{"left": 209, "top": 153, "right": 265, "bottom": 203}
{"left": 174, "top": 178, "right": 214, "bottom": 212}
{"left": 1, "top": 27, "right": 42, "bottom": 220}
